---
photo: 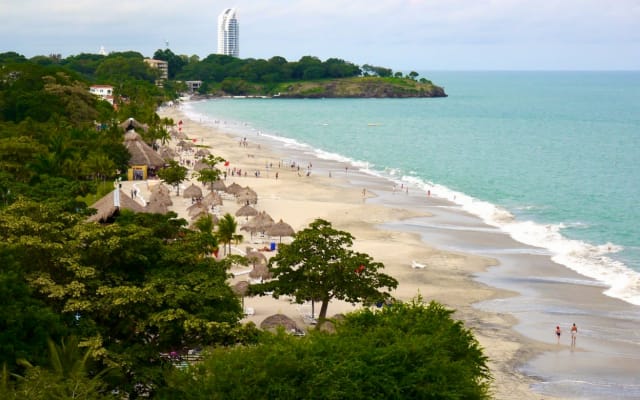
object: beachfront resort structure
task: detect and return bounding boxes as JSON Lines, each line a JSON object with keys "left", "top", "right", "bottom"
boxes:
{"left": 217, "top": 8, "right": 239, "bottom": 57}
{"left": 89, "top": 84, "right": 114, "bottom": 105}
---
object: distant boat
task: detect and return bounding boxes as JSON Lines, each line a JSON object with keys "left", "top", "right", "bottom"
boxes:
{"left": 411, "top": 260, "right": 426, "bottom": 269}
{"left": 367, "top": 123, "right": 382, "bottom": 126}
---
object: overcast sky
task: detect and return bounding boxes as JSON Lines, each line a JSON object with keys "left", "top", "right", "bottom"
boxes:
{"left": 1, "top": 0, "right": 639, "bottom": 70}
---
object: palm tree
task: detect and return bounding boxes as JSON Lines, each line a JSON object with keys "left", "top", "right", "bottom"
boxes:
{"left": 194, "top": 214, "right": 218, "bottom": 257}
{"left": 217, "top": 213, "right": 238, "bottom": 255}
{"left": 13, "top": 336, "right": 110, "bottom": 399}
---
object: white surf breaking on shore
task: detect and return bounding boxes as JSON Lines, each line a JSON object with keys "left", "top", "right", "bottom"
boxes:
{"left": 180, "top": 101, "right": 640, "bottom": 306}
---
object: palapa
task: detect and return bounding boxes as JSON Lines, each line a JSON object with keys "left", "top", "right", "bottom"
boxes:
{"left": 183, "top": 183, "right": 203, "bottom": 198}
{"left": 260, "top": 314, "right": 300, "bottom": 333}
{"left": 246, "top": 250, "right": 267, "bottom": 267}
{"left": 232, "top": 280, "right": 250, "bottom": 297}
{"left": 187, "top": 202, "right": 208, "bottom": 217}
{"left": 193, "top": 161, "right": 209, "bottom": 172}
{"left": 195, "top": 148, "right": 211, "bottom": 158}
{"left": 87, "top": 189, "right": 146, "bottom": 223}
{"left": 149, "top": 190, "right": 172, "bottom": 207}
{"left": 190, "top": 209, "right": 210, "bottom": 221}
{"left": 159, "top": 146, "right": 177, "bottom": 161}
{"left": 202, "top": 191, "right": 223, "bottom": 207}
{"left": 123, "top": 130, "right": 165, "bottom": 168}
{"left": 267, "top": 219, "right": 295, "bottom": 242}
{"left": 225, "top": 182, "right": 243, "bottom": 195}
{"left": 236, "top": 204, "right": 259, "bottom": 218}
{"left": 120, "top": 117, "right": 149, "bottom": 132}
{"left": 249, "top": 263, "right": 272, "bottom": 280}
{"left": 235, "top": 187, "right": 258, "bottom": 205}
{"left": 145, "top": 199, "right": 168, "bottom": 214}
{"left": 210, "top": 179, "right": 226, "bottom": 192}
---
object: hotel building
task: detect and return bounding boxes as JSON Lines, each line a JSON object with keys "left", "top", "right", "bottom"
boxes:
{"left": 217, "top": 8, "right": 239, "bottom": 57}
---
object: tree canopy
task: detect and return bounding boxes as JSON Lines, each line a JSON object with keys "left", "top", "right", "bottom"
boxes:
{"left": 251, "top": 219, "right": 398, "bottom": 323}
{"left": 164, "top": 299, "right": 492, "bottom": 400}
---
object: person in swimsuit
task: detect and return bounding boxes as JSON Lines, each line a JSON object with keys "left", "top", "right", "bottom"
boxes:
{"left": 570, "top": 323, "right": 578, "bottom": 346}
{"left": 555, "top": 325, "right": 562, "bottom": 344}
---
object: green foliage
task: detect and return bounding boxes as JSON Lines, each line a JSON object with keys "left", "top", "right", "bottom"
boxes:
{"left": 251, "top": 219, "right": 398, "bottom": 323}
{"left": 216, "top": 213, "right": 238, "bottom": 255}
{"left": 165, "top": 300, "right": 492, "bottom": 399}
{"left": 157, "top": 160, "right": 188, "bottom": 195}
{"left": 195, "top": 155, "right": 225, "bottom": 190}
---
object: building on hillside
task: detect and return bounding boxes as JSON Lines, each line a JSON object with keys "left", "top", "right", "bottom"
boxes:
{"left": 217, "top": 8, "right": 239, "bottom": 57}
{"left": 185, "top": 80, "right": 203, "bottom": 93}
{"left": 144, "top": 58, "right": 169, "bottom": 86}
{"left": 89, "top": 84, "right": 115, "bottom": 105}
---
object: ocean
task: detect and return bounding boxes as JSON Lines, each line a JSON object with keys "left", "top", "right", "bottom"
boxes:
{"left": 185, "top": 71, "right": 640, "bottom": 306}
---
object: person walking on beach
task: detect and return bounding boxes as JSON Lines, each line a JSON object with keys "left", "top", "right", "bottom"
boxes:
{"left": 555, "top": 325, "right": 562, "bottom": 344}
{"left": 570, "top": 323, "right": 578, "bottom": 346}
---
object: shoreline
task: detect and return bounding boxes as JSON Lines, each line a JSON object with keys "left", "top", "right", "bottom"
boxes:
{"left": 154, "top": 104, "right": 550, "bottom": 399}
{"left": 153, "top": 102, "right": 640, "bottom": 399}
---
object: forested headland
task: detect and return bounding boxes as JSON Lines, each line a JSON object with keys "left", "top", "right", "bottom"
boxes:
{"left": 0, "top": 51, "right": 487, "bottom": 399}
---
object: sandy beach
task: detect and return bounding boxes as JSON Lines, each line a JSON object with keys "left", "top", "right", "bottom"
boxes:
{"left": 114, "top": 104, "right": 581, "bottom": 399}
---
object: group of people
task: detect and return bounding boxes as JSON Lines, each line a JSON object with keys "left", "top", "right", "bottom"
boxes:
{"left": 555, "top": 323, "right": 578, "bottom": 346}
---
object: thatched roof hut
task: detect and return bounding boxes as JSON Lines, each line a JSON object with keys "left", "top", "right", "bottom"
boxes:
{"left": 123, "top": 131, "right": 165, "bottom": 168}
{"left": 260, "top": 314, "right": 300, "bottom": 333}
{"left": 183, "top": 183, "right": 203, "bottom": 199}
{"left": 120, "top": 117, "right": 149, "bottom": 132}
{"left": 87, "top": 189, "right": 146, "bottom": 223}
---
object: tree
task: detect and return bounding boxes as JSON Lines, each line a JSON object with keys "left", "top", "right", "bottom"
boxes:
{"left": 251, "top": 219, "right": 398, "bottom": 323}
{"left": 10, "top": 337, "right": 110, "bottom": 400}
{"left": 156, "top": 160, "right": 188, "bottom": 195}
{"left": 216, "top": 213, "right": 238, "bottom": 255}
{"left": 165, "top": 299, "right": 492, "bottom": 400}
{"left": 195, "top": 155, "right": 225, "bottom": 190}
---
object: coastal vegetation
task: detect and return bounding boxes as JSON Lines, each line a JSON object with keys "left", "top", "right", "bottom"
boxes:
{"left": 0, "top": 52, "right": 487, "bottom": 398}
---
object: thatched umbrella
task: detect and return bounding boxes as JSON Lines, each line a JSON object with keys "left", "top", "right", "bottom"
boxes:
{"left": 193, "top": 160, "right": 209, "bottom": 172}
{"left": 187, "top": 202, "right": 207, "bottom": 217}
{"left": 190, "top": 209, "right": 210, "bottom": 221}
{"left": 149, "top": 190, "right": 172, "bottom": 207}
{"left": 183, "top": 183, "right": 203, "bottom": 199}
{"left": 225, "top": 182, "right": 243, "bottom": 195}
{"left": 195, "top": 148, "right": 211, "bottom": 158}
{"left": 202, "top": 191, "right": 223, "bottom": 207}
{"left": 177, "top": 140, "right": 194, "bottom": 150}
{"left": 232, "top": 280, "right": 250, "bottom": 308}
{"left": 210, "top": 179, "right": 227, "bottom": 192}
{"left": 249, "top": 263, "right": 272, "bottom": 281}
{"left": 145, "top": 199, "right": 168, "bottom": 214}
{"left": 236, "top": 204, "right": 259, "bottom": 219}
{"left": 246, "top": 250, "right": 267, "bottom": 268}
{"left": 267, "top": 219, "right": 295, "bottom": 242}
{"left": 235, "top": 187, "right": 258, "bottom": 205}
{"left": 159, "top": 146, "right": 177, "bottom": 161}
{"left": 172, "top": 130, "right": 187, "bottom": 140}
{"left": 260, "top": 314, "right": 299, "bottom": 333}
{"left": 87, "top": 189, "right": 146, "bottom": 223}
{"left": 241, "top": 211, "right": 274, "bottom": 238}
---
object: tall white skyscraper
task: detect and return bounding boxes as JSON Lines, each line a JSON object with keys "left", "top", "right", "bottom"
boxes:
{"left": 217, "top": 8, "right": 239, "bottom": 57}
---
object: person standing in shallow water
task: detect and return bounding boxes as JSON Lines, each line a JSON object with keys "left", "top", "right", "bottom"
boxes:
{"left": 555, "top": 325, "right": 562, "bottom": 344}
{"left": 571, "top": 323, "right": 578, "bottom": 346}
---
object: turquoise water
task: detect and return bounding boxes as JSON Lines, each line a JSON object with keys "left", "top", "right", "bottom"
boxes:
{"left": 185, "top": 71, "right": 640, "bottom": 305}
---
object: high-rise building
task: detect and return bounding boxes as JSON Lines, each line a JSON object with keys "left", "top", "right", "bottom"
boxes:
{"left": 217, "top": 8, "right": 239, "bottom": 57}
